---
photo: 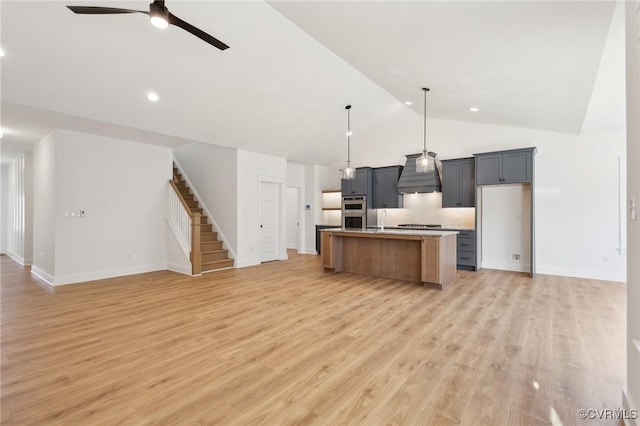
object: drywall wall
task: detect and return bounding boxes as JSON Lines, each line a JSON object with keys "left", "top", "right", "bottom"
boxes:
{"left": 166, "top": 224, "right": 191, "bottom": 276}
{"left": 624, "top": 0, "right": 640, "bottom": 421}
{"left": 32, "top": 132, "right": 56, "bottom": 281}
{"left": 236, "top": 149, "right": 287, "bottom": 267}
{"left": 173, "top": 142, "right": 238, "bottom": 256}
{"left": 286, "top": 162, "right": 306, "bottom": 252}
{"left": 286, "top": 186, "right": 299, "bottom": 249}
{"left": 32, "top": 129, "right": 172, "bottom": 285}
{"left": 480, "top": 185, "right": 531, "bottom": 272}
{"left": 4, "top": 153, "right": 34, "bottom": 265}
{"left": 0, "top": 164, "right": 8, "bottom": 253}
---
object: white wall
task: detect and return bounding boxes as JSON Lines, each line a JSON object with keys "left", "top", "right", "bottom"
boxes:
{"left": 173, "top": 142, "right": 238, "bottom": 255}
{"left": 236, "top": 149, "right": 287, "bottom": 267}
{"left": 4, "top": 153, "right": 34, "bottom": 265}
{"left": 286, "top": 186, "right": 299, "bottom": 249}
{"left": 33, "top": 133, "right": 56, "bottom": 280}
{"left": 624, "top": 0, "right": 640, "bottom": 421}
{"left": 33, "top": 129, "right": 172, "bottom": 285}
{"left": 0, "top": 164, "right": 9, "bottom": 253}
{"left": 480, "top": 185, "right": 531, "bottom": 272}
{"left": 286, "top": 161, "right": 306, "bottom": 252}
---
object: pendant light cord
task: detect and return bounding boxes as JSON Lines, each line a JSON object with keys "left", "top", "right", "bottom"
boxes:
{"left": 346, "top": 104, "right": 352, "bottom": 164}
{"left": 422, "top": 87, "right": 429, "bottom": 154}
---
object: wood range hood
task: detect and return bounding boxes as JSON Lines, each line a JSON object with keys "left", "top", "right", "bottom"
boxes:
{"left": 396, "top": 153, "right": 442, "bottom": 194}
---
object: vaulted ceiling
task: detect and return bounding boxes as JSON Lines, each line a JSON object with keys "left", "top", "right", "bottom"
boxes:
{"left": 0, "top": 1, "right": 619, "bottom": 165}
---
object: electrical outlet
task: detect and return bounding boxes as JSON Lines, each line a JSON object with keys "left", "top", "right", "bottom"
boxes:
{"left": 512, "top": 253, "right": 521, "bottom": 260}
{"left": 603, "top": 256, "right": 610, "bottom": 263}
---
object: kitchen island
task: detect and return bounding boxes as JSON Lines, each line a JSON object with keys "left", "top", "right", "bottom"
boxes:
{"left": 320, "top": 228, "right": 457, "bottom": 289}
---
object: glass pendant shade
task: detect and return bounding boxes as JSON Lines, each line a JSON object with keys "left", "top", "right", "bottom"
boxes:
{"left": 416, "top": 151, "right": 435, "bottom": 173}
{"left": 342, "top": 163, "right": 355, "bottom": 180}
{"left": 342, "top": 105, "right": 356, "bottom": 180}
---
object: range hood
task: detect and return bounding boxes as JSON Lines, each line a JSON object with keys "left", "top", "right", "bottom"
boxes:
{"left": 397, "top": 153, "right": 442, "bottom": 193}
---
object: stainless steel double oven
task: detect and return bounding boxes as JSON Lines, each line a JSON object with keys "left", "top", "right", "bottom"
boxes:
{"left": 342, "top": 196, "right": 376, "bottom": 230}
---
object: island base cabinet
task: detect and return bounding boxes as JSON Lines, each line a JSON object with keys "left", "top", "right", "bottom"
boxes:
{"left": 422, "top": 234, "right": 457, "bottom": 288}
{"left": 321, "top": 230, "right": 457, "bottom": 289}
{"left": 341, "top": 238, "right": 423, "bottom": 282}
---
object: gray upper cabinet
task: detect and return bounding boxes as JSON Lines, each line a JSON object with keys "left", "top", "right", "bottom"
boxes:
{"left": 441, "top": 158, "right": 475, "bottom": 208}
{"left": 341, "top": 167, "right": 373, "bottom": 197}
{"left": 372, "top": 166, "right": 403, "bottom": 209}
{"left": 474, "top": 147, "right": 536, "bottom": 186}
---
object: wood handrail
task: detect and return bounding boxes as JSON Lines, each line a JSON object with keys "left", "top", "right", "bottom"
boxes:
{"left": 169, "top": 179, "right": 202, "bottom": 275}
{"left": 169, "top": 179, "right": 197, "bottom": 219}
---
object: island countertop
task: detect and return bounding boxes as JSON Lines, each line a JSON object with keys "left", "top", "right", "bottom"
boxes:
{"left": 320, "top": 228, "right": 459, "bottom": 238}
{"left": 320, "top": 228, "right": 457, "bottom": 289}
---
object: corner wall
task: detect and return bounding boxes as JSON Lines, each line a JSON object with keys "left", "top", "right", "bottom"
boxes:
{"left": 32, "top": 129, "right": 172, "bottom": 285}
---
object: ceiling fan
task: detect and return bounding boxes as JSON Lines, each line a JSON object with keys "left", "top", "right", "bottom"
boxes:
{"left": 66, "top": 1, "right": 229, "bottom": 50}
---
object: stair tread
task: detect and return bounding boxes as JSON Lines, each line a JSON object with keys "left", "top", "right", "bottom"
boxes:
{"left": 202, "top": 249, "right": 228, "bottom": 255}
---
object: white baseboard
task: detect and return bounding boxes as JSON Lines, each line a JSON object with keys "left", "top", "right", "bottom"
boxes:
{"left": 31, "top": 266, "right": 54, "bottom": 286}
{"left": 50, "top": 263, "right": 167, "bottom": 286}
{"left": 536, "top": 265, "right": 626, "bottom": 282}
{"left": 6, "top": 251, "right": 32, "bottom": 266}
{"left": 302, "top": 249, "right": 318, "bottom": 255}
{"left": 481, "top": 260, "right": 531, "bottom": 273}
{"left": 622, "top": 386, "right": 639, "bottom": 426}
{"left": 167, "top": 263, "right": 193, "bottom": 276}
{"left": 236, "top": 258, "right": 259, "bottom": 268}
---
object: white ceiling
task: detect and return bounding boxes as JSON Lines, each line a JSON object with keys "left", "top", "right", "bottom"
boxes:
{"left": 0, "top": 1, "right": 618, "bottom": 166}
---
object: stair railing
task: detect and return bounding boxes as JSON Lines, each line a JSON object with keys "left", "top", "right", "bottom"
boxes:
{"left": 168, "top": 179, "right": 201, "bottom": 275}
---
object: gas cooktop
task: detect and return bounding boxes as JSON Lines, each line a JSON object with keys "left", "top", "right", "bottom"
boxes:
{"left": 397, "top": 224, "right": 442, "bottom": 229}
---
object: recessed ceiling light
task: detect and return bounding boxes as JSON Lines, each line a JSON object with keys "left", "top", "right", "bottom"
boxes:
{"left": 147, "top": 92, "right": 159, "bottom": 102}
{"left": 405, "top": 101, "right": 412, "bottom": 106}
{"left": 0, "top": 47, "right": 5, "bottom": 57}
{"left": 469, "top": 107, "right": 479, "bottom": 112}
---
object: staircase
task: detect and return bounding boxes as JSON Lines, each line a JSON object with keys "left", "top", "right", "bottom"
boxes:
{"left": 172, "top": 165, "right": 234, "bottom": 272}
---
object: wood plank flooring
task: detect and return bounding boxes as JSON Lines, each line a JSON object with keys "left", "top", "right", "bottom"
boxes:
{"left": 0, "top": 252, "right": 626, "bottom": 425}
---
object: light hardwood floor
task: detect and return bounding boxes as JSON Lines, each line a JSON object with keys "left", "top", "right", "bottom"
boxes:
{"left": 0, "top": 252, "right": 626, "bottom": 425}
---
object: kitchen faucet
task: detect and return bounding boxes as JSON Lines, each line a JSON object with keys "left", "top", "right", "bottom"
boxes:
{"left": 380, "top": 209, "right": 386, "bottom": 232}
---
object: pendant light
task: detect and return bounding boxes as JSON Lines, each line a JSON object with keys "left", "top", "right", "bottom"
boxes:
{"left": 416, "top": 87, "right": 435, "bottom": 173}
{"left": 342, "top": 104, "right": 356, "bottom": 180}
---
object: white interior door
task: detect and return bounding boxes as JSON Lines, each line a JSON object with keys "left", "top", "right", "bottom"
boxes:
{"left": 260, "top": 181, "right": 279, "bottom": 262}
{"left": 286, "top": 187, "right": 299, "bottom": 250}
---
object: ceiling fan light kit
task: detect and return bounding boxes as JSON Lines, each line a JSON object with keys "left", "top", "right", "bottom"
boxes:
{"left": 149, "top": 2, "right": 169, "bottom": 29}
{"left": 66, "top": 1, "right": 229, "bottom": 50}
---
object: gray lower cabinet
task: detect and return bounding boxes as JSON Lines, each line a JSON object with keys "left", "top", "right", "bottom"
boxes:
{"left": 372, "top": 166, "right": 403, "bottom": 208}
{"left": 341, "top": 167, "right": 373, "bottom": 197}
{"left": 475, "top": 147, "right": 535, "bottom": 185}
{"left": 456, "top": 230, "right": 477, "bottom": 270}
{"left": 441, "top": 158, "right": 475, "bottom": 207}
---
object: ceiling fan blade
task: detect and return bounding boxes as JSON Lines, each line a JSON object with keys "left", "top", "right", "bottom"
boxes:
{"left": 168, "top": 12, "right": 229, "bottom": 50}
{"left": 66, "top": 6, "right": 147, "bottom": 15}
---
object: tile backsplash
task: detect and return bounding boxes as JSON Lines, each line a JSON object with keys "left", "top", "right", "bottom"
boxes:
{"left": 377, "top": 193, "right": 475, "bottom": 228}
